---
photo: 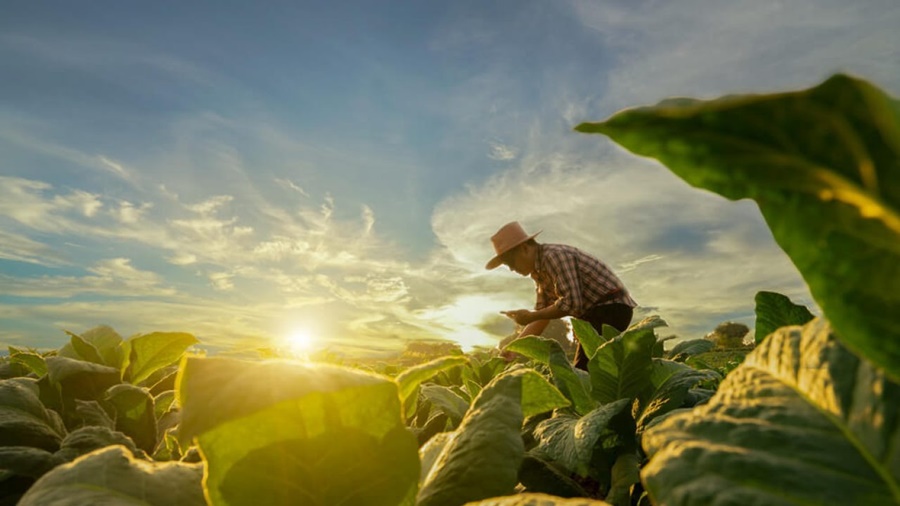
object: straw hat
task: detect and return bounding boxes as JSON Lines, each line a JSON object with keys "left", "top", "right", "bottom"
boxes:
{"left": 485, "top": 221, "right": 542, "bottom": 270}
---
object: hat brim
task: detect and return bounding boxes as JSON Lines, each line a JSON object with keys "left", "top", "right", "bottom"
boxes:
{"left": 484, "top": 231, "right": 541, "bottom": 270}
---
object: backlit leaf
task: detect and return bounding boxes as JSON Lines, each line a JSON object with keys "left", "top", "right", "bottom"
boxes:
{"left": 124, "top": 332, "right": 197, "bottom": 385}
{"left": 177, "top": 356, "right": 419, "bottom": 506}
{"left": 506, "top": 336, "right": 595, "bottom": 415}
{"left": 8, "top": 349, "right": 47, "bottom": 377}
{"left": 397, "top": 355, "right": 468, "bottom": 403}
{"left": 578, "top": 74, "right": 900, "bottom": 380}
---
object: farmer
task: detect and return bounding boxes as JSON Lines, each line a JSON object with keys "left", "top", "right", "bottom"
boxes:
{"left": 486, "top": 221, "right": 637, "bottom": 370}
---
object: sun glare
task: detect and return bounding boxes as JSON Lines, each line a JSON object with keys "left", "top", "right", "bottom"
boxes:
{"left": 286, "top": 329, "right": 316, "bottom": 356}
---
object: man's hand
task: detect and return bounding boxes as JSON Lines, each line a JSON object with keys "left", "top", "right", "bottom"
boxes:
{"left": 501, "top": 309, "right": 534, "bottom": 326}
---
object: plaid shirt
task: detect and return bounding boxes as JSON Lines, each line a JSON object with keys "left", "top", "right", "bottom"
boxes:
{"left": 532, "top": 243, "right": 637, "bottom": 317}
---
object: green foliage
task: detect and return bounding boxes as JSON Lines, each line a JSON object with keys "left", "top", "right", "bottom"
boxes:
{"left": 104, "top": 384, "right": 157, "bottom": 453}
{"left": 177, "top": 356, "right": 420, "bottom": 506}
{"left": 421, "top": 384, "right": 470, "bottom": 428}
{"left": 417, "top": 369, "right": 570, "bottom": 506}
{"left": 531, "top": 399, "right": 631, "bottom": 477}
{"left": 397, "top": 356, "right": 468, "bottom": 403}
{"left": 588, "top": 327, "right": 656, "bottom": 405}
{"left": 123, "top": 332, "right": 198, "bottom": 385}
{"left": 494, "top": 316, "right": 713, "bottom": 505}
{"left": 754, "top": 290, "right": 815, "bottom": 343}
{"left": 577, "top": 73, "right": 900, "bottom": 381}
{"left": 506, "top": 336, "right": 594, "bottom": 416}
{"left": 60, "top": 326, "right": 125, "bottom": 368}
{"left": 0, "top": 379, "right": 65, "bottom": 451}
{"left": 666, "top": 339, "right": 714, "bottom": 361}
{"left": 8, "top": 348, "right": 48, "bottom": 377}
{"left": 18, "top": 445, "right": 204, "bottom": 506}
{"left": 45, "top": 356, "right": 120, "bottom": 402}
{"left": 642, "top": 318, "right": 900, "bottom": 505}
{"left": 0, "top": 325, "right": 196, "bottom": 503}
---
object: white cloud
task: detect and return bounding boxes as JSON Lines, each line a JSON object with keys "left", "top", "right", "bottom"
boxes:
{"left": 52, "top": 190, "right": 102, "bottom": 217}
{"left": 275, "top": 178, "right": 310, "bottom": 197}
{"left": 97, "top": 156, "right": 132, "bottom": 180}
{"left": 114, "top": 201, "right": 151, "bottom": 224}
{"left": 571, "top": 0, "right": 900, "bottom": 113}
{"left": 167, "top": 252, "right": 198, "bottom": 266}
{"left": 488, "top": 141, "right": 517, "bottom": 161}
{"left": 209, "top": 272, "right": 234, "bottom": 291}
{"left": 186, "top": 195, "right": 233, "bottom": 214}
{"left": 0, "top": 229, "right": 67, "bottom": 266}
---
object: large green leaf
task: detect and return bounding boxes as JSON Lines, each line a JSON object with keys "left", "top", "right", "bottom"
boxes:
{"left": 54, "top": 425, "right": 144, "bottom": 463}
{"left": 65, "top": 332, "right": 104, "bottom": 365}
{"left": 666, "top": 339, "right": 714, "bottom": 361}
{"left": 80, "top": 325, "right": 125, "bottom": 367}
{"left": 754, "top": 290, "right": 815, "bottom": 343}
{"left": 8, "top": 348, "right": 47, "bottom": 377}
{"left": 506, "top": 336, "right": 595, "bottom": 415}
{"left": 177, "top": 356, "right": 419, "bottom": 506}
{"left": 124, "top": 332, "right": 198, "bottom": 385}
{"left": 531, "top": 398, "right": 631, "bottom": 477}
{"left": 104, "top": 384, "right": 157, "bottom": 453}
{"left": 517, "top": 454, "right": 590, "bottom": 498}
{"left": 44, "top": 356, "right": 120, "bottom": 401}
{"left": 18, "top": 445, "right": 204, "bottom": 506}
{"left": 421, "top": 384, "right": 470, "bottom": 428}
{"left": 418, "top": 369, "right": 570, "bottom": 506}
{"left": 396, "top": 355, "right": 468, "bottom": 404}
{"left": 588, "top": 327, "right": 657, "bottom": 404}
{"left": 577, "top": 74, "right": 900, "bottom": 380}
{"left": 0, "top": 446, "right": 63, "bottom": 479}
{"left": 0, "top": 379, "right": 65, "bottom": 451}
{"left": 641, "top": 318, "right": 900, "bottom": 505}
{"left": 72, "top": 399, "right": 115, "bottom": 430}
{"left": 58, "top": 326, "right": 125, "bottom": 368}
{"left": 569, "top": 319, "right": 605, "bottom": 359}
{"left": 636, "top": 365, "right": 719, "bottom": 435}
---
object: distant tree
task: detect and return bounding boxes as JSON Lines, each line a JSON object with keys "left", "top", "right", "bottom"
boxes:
{"left": 705, "top": 322, "right": 751, "bottom": 349}
{"left": 397, "top": 340, "right": 463, "bottom": 366}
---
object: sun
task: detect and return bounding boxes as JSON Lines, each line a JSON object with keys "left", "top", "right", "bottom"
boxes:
{"left": 286, "top": 329, "right": 316, "bottom": 356}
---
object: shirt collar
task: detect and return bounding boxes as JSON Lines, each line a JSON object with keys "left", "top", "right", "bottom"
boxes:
{"left": 532, "top": 244, "right": 545, "bottom": 278}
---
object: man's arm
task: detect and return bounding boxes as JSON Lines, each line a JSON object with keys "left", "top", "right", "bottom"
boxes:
{"left": 517, "top": 318, "right": 550, "bottom": 339}
{"left": 502, "top": 301, "right": 568, "bottom": 328}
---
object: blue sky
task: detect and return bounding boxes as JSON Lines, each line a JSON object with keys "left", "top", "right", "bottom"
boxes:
{"left": 2, "top": 1, "right": 899, "bottom": 355}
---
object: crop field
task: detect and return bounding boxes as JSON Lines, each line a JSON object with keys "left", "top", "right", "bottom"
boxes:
{"left": 2, "top": 74, "right": 898, "bottom": 505}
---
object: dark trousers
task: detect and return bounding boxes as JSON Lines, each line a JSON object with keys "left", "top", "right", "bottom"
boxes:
{"left": 573, "top": 303, "right": 633, "bottom": 371}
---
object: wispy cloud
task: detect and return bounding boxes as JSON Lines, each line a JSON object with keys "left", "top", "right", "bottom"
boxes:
{"left": 0, "top": 229, "right": 67, "bottom": 266}
{"left": 275, "top": 178, "right": 310, "bottom": 198}
{"left": 488, "top": 141, "right": 517, "bottom": 161}
{"left": 0, "top": 258, "right": 175, "bottom": 298}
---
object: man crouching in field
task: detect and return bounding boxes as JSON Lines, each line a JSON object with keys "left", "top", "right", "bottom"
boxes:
{"left": 486, "top": 221, "right": 637, "bottom": 370}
